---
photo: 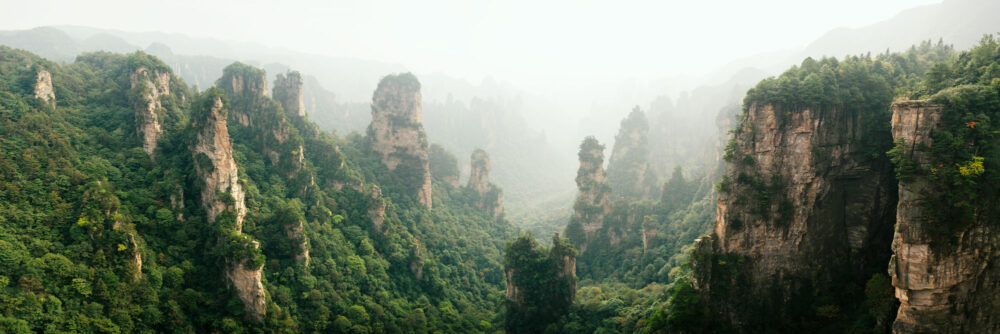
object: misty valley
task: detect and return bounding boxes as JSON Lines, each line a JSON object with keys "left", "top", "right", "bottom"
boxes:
{"left": 2, "top": 0, "right": 1000, "bottom": 333}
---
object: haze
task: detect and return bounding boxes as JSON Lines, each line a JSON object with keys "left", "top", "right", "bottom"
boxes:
{"left": 2, "top": 0, "right": 939, "bottom": 94}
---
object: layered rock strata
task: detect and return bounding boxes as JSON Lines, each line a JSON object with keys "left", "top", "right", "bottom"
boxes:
{"left": 369, "top": 73, "right": 432, "bottom": 209}
{"left": 192, "top": 94, "right": 265, "bottom": 321}
{"left": 692, "top": 103, "right": 897, "bottom": 330}
{"left": 888, "top": 100, "right": 1000, "bottom": 333}
{"left": 466, "top": 149, "right": 503, "bottom": 219}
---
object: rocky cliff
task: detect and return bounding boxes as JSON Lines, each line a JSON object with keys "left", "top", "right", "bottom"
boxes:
{"left": 129, "top": 66, "right": 171, "bottom": 157}
{"left": 503, "top": 233, "right": 577, "bottom": 333}
{"left": 888, "top": 100, "right": 1000, "bottom": 333}
{"left": 429, "top": 144, "right": 460, "bottom": 188}
{"left": 191, "top": 93, "right": 265, "bottom": 321}
{"left": 607, "top": 106, "right": 657, "bottom": 200}
{"left": 273, "top": 71, "right": 306, "bottom": 118}
{"left": 33, "top": 66, "right": 55, "bottom": 106}
{"left": 219, "top": 63, "right": 304, "bottom": 174}
{"left": 466, "top": 148, "right": 503, "bottom": 219}
{"left": 368, "top": 73, "right": 432, "bottom": 209}
{"left": 692, "top": 102, "right": 897, "bottom": 330}
{"left": 564, "top": 137, "right": 612, "bottom": 254}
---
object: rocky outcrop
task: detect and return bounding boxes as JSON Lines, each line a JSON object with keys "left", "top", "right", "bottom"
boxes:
{"left": 193, "top": 96, "right": 247, "bottom": 226}
{"left": 368, "top": 73, "right": 432, "bottom": 209}
{"left": 191, "top": 94, "right": 265, "bottom": 321}
{"left": 33, "top": 66, "right": 55, "bottom": 106}
{"left": 219, "top": 63, "right": 304, "bottom": 174}
{"left": 218, "top": 63, "right": 268, "bottom": 128}
{"left": 503, "top": 233, "right": 577, "bottom": 333}
{"left": 692, "top": 103, "right": 897, "bottom": 330}
{"left": 641, "top": 217, "right": 656, "bottom": 253}
{"left": 888, "top": 100, "right": 1000, "bottom": 333}
{"left": 607, "top": 106, "right": 657, "bottom": 200}
{"left": 429, "top": 144, "right": 460, "bottom": 188}
{"left": 224, "top": 261, "right": 266, "bottom": 320}
{"left": 410, "top": 236, "right": 424, "bottom": 279}
{"left": 367, "top": 185, "right": 387, "bottom": 233}
{"left": 564, "top": 137, "right": 612, "bottom": 254}
{"left": 284, "top": 219, "right": 310, "bottom": 266}
{"left": 466, "top": 149, "right": 503, "bottom": 220}
{"left": 130, "top": 67, "right": 171, "bottom": 157}
{"left": 273, "top": 71, "right": 306, "bottom": 118}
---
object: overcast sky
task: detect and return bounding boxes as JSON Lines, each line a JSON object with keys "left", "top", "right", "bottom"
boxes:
{"left": 1, "top": 0, "right": 942, "bottom": 89}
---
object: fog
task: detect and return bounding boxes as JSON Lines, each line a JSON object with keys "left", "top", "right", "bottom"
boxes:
{"left": 2, "top": 0, "right": 991, "bottom": 229}
{"left": 3, "top": 0, "right": 938, "bottom": 93}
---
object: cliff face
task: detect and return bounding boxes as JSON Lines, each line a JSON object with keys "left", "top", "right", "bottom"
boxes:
{"left": 191, "top": 94, "right": 265, "bottom": 321}
{"left": 218, "top": 63, "right": 269, "bottom": 128}
{"left": 693, "top": 103, "right": 897, "bottom": 330}
{"left": 429, "top": 144, "right": 460, "bottom": 188}
{"left": 219, "top": 63, "right": 304, "bottom": 174}
{"left": 503, "top": 234, "right": 577, "bottom": 333}
{"left": 130, "top": 67, "right": 171, "bottom": 157}
{"left": 33, "top": 66, "right": 55, "bottom": 105}
{"left": 564, "top": 137, "right": 612, "bottom": 254}
{"left": 369, "top": 73, "right": 432, "bottom": 209}
{"left": 888, "top": 100, "right": 1000, "bottom": 333}
{"left": 607, "top": 106, "right": 657, "bottom": 200}
{"left": 273, "top": 71, "right": 306, "bottom": 118}
{"left": 466, "top": 149, "right": 503, "bottom": 219}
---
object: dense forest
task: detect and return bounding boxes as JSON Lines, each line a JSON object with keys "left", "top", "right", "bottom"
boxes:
{"left": 0, "top": 47, "right": 517, "bottom": 333}
{"left": 2, "top": 6, "right": 1000, "bottom": 332}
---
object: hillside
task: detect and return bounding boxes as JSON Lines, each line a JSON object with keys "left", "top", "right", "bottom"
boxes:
{"left": 0, "top": 47, "right": 515, "bottom": 333}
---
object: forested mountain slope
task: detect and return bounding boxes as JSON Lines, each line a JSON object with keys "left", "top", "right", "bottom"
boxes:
{"left": 0, "top": 47, "right": 515, "bottom": 333}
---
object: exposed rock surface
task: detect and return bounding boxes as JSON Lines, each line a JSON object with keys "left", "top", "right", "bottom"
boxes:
{"left": 564, "top": 137, "right": 612, "bottom": 254}
{"left": 692, "top": 103, "right": 897, "bottom": 330}
{"left": 466, "top": 149, "right": 503, "bottom": 219}
{"left": 888, "top": 100, "right": 1000, "bottom": 333}
{"left": 284, "top": 219, "right": 310, "bottom": 266}
{"left": 367, "top": 185, "right": 387, "bottom": 233}
{"left": 193, "top": 96, "right": 247, "bottom": 226}
{"left": 33, "top": 66, "right": 55, "bottom": 105}
{"left": 607, "top": 106, "right": 658, "bottom": 200}
{"left": 130, "top": 66, "right": 171, "bottom": 157}
{"left": 191, "top": 95, "right": 265, "bottom": 321}
{"left": 368, "top": 73, "right": 432, "bottom": 209}
{"left": 219, "top": 63, "right": 304, "bottom": 174}
{"left": 273, "top": 71, "right": 306, "bottom": 118}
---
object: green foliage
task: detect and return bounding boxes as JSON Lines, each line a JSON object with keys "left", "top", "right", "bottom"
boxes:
{"left": 887, "top": 36, "right": 1000, "bottom": 245}
{"left": 0, "top": 47, "right": 517, "bottom": 333}
{"left": 503, "top": 233, "right": 577, "bottom": 334}
{"left": 428, "top": 144, "right": 460, "bottom": 186}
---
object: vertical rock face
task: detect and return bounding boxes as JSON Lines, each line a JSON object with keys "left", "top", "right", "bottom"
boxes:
{"left": 693, "top": 103, "right": 897, "bottom": 330}
{"left": 220, "top": 63, "right": 305, "bottom": 175}
{"left": 888, "top": 100, "right": 1000, "bottom": 333}
{"left": 191, "top": 95, "right": 265, "bottom": 321}
{"left": 367, "top": 185, "right": 387, "bottom": 233}
{"left": 564, "top": 137, "right": 612, "bottom": 253}
{"left": 466, "top": 149, "right": 503, "bottom": 219}
{"left": 429, "top": 144, "right": 460, "bottom": 188}
{"left": 33, "top": 66, "right": 55, "bottom": 105}
{"left": 130, "top": 67, "right": 171, "bottom": 157}
{"left": 503, "top": 234, "right": 577, "bottom": 333}
{"left": 284, "top": 219, "right": 310, "bottom": 266}
{"left": 607, "top": 106, "right": 657, "bottom": 200}
{"left": 368, "top": 73, "right": 432, "bottom": 209}
{"left": 273, "top": 71, "right": 306, "bottom": 118}
{"left": 218, "top": 63, "right": 268, "bottom": 127}
{"left": 193, "top": 96, "right": 247, "bottom": 227}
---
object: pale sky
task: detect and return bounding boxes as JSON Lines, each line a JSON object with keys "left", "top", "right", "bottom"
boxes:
{"left": 1, "top": 0, "right": 942, "bottom": 90}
